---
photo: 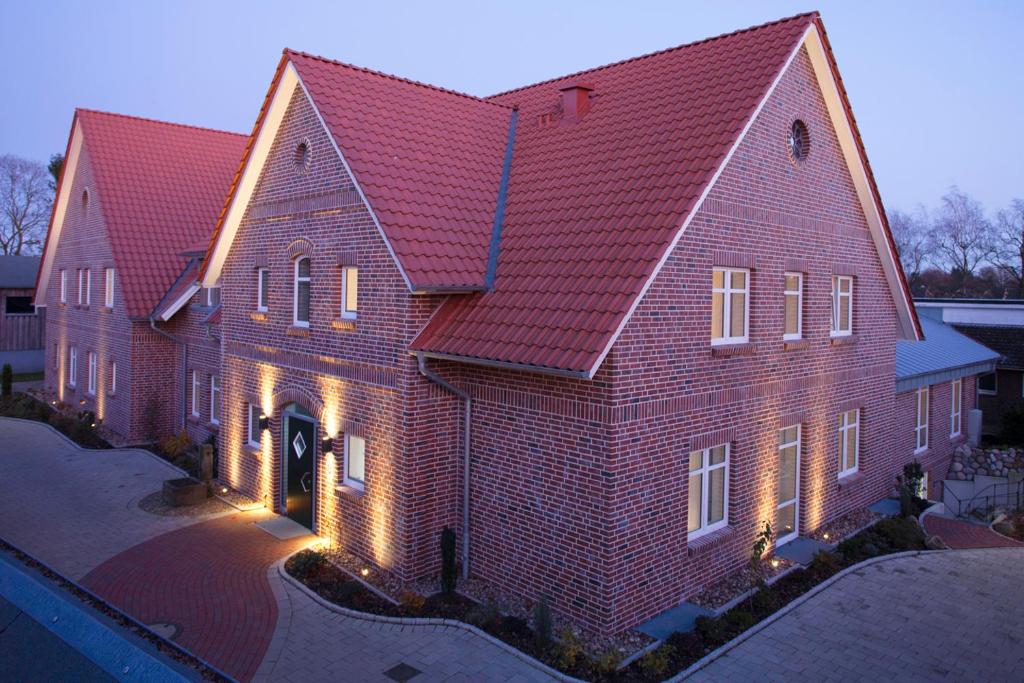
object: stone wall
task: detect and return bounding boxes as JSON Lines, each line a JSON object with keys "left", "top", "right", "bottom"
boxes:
{"left": 948, "top": 445, "right": 1024, "bottom": 480}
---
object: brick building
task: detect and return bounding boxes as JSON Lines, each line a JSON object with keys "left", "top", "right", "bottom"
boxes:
{"left": 34, "top": 110, "right": 244, "bottom": 443}
{"left": 36, "top": 12, "right": 998, "bottom": 636}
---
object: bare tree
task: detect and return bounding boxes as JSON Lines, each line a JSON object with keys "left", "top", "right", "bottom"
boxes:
{"left": 928, "top": 187, "right": 995, "bottom": 295}
{"left": 994, "top": 198, "right": 1024, "bottom": 298}
{"left": 0, "top": 155, "right": 52, "bottom": 255}
{"left": 889, "top": 207, "right": 930, "bottom": 292}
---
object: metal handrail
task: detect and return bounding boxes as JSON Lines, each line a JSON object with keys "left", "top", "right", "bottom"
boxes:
{"left": 948, "top": 478, "right": 1024, "bottom": 519}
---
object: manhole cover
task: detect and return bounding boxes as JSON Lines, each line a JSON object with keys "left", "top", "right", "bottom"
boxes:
{"left": 147, "top": 621, "right": 182, "bottom": 640}
{"left": 383, "top": 662, "right": 421, "bottom": 682}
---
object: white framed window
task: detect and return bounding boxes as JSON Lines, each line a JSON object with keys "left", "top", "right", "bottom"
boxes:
{"left": 210, "top": 376, "right": 220, "bottom": 425}
{"left": 711, "top": 268, "right": 749, "bottom": 345}
{"left": 191, "top": 370, "right": 201, "bottom": 417}
{"left": 104, "top": 268, "right": 115, "bottom": 308}
{"left": 915, "top": 386, "right": 929, "bottom": 453}
{"left": 950, "top": 379, "right": 962, "bottom": 437}
{"left": 978, "top": 372, "right": 997, "bottom": 395}
{"left": 204, "top": 285, "right": 221, "bottom": 307}
{"left": 69, "top": 347, "right": 77, "bottom": 387}
{"left": 77, "top": 269, "right": 84, "bottom": 304}
{"left": 85, "top": 269, "right": 91, "bottom": 305}
{"left": 343, "top": 433, "right": 366, "bottom": 490}
{"left": 87, "top": 351, "right": 97, "bottom": 395}
{"left": 776, "top": 425, "right": 801, "bottom": 545}
{"left": 783, "top": 272, "right": 803, "bottom": 340}
{"left": 256, "top": 268, "right": 269, "bottom": 312}
{"left": 830, "top": 275, "right": 853, "bottom": 336}
{"left": 688, "top": 443, "right": 729, "bottom": 539}
{"left": 60, "top": 270, "right": 67, "bottom": 303}
{"left": 838, "top": 409, "right": 859, "bottom": 477}
{"left": 293, "top": 257, "right": 310, "bottom": 327}
{"left": 247, "top": 403, "right": 262, "bottom": 447}
{"left": 341, "top": 266, "right": 358, "bottom": 319}
{"left": 109, "top": 361, "right": 117, "bottom": 395}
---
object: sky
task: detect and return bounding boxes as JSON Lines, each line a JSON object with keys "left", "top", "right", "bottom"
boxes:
{"left": 1, "top": 1, "right": 1021, "bottom": 214}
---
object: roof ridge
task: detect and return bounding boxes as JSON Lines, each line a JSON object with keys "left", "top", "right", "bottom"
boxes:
{"left": 283, "top": 48, "right": 514, "bottom": 109}
{"left": 485, "top": 11, "right": 819, "bottom": 99}
{"left": 75, "top": 108, "right": 246, "bottom": 139}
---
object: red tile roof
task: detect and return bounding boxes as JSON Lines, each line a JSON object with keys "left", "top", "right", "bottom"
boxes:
{"left": 288, "top": 51, "right": 515, "bottom": 290}
{"left": 411, "top": 12, "right": 819, "bottom": 374}
{"left": 76, "top": 110, "right": 246, "bottom": 318}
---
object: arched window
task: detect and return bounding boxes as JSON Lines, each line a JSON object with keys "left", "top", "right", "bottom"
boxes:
{"left": 293, "top": 257, "right": 311, "bottom": 326}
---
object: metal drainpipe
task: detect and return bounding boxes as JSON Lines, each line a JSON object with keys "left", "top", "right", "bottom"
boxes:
{"left": 417, "top": 352, "right": 472, "bottom": 580}
{"left": 149, "top": 316, "right": 187, "bottom": 432}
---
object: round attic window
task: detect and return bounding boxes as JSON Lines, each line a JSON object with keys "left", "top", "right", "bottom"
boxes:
{"left": 294, "top": 139, "right": 311, "bottom": 173}
{"left": 788, "top": 120, "right": 810, "bottom": 163}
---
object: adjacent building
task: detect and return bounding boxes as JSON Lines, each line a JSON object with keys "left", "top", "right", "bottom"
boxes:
{"left": 0, "top": 255, "right": 45, "bottom": 373}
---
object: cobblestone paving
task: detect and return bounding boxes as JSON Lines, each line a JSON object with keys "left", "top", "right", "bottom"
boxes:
{"left": 686, "top": 549, "right": 1024, "bottom": 682}
{"left": 0, "top": 417, "right": 223, "bottom": 580}
{"left": 923, "top": 515, "right": 1024, "bottom": 549}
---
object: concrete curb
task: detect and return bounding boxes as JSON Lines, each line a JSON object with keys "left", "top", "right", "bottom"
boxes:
{"left": 665, "top": 549, "right": 948, "bottom": 681}
{"left": 273, "top": 551, "right": 582, "bottom": 683}
{"left": 988, "top": 519, "right": 1024, "bottom": 546}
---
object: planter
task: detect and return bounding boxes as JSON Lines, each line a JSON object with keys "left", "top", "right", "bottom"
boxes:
{"left": 162, "top": 477, "right": 208, "bottom": 507}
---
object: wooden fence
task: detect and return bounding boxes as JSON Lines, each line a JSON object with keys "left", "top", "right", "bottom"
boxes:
{"left": 0, "top": 308, "right": 45, "bottom": 351}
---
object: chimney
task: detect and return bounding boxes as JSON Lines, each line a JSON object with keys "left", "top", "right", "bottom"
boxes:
{"left": 559, "top": 82, "right": 594, "bottom": 125}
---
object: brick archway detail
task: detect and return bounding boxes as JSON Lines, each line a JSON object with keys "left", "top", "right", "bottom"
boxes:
{"left": 286, "top": 237, "right": 315, "bottom": 261}
{"left": 271, "top": 385, "right": 326, "bottom": 425}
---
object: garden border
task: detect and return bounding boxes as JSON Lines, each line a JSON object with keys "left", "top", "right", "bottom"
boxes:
{"left": 665, "top": 549, "right": 947, "bottom": 681}
{"left": 272, "top": 551, "right": 585, "bottom": 683}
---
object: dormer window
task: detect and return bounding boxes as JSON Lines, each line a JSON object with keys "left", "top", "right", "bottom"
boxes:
{"left": 294, "top": 257, "right": 310, "bottom": 327}
{"left": 204, "top": 285, "right": 221, "bottom": 308}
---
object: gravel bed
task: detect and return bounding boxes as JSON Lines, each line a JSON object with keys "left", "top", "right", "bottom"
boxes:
{"left": 137, "top": 490, "right": 232, "bottom": 517}
{"left": 807, "top": 507, "right": 881, "bottom": 543}
{"left": 211, "top": 480, "right": 264, "bottom": 510}
{"left": 690, "top": 556, "right": 797, "bottom": 610}
{"left": 321, "top": 546, "right": 407, "bottom": 598}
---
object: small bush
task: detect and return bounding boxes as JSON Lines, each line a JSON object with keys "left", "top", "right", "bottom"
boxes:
{"left": 1, "top": 364, "right": 11, "bottom": 396}
{"left": 723, "top": 609, "right": 757, "bottom": 633}
{"left": 874, "top": 516, "right": 926, "bottom": 550}
{"left": 750, "top": 586, "right": 780, "bottom": 616}
{"left": 398, "top": 591, "right": 426, "bottom": 615}
{"left": 440, "top": 526, "right": 457, "bottom": 595}
{"left": 638, "top": 644, "right": 674, "bottom": 677}
{"left": 532, "top": 594, "right": 553, "bottom": 652}
{"left": 501, "top": 615, "right": 531, "bottom": 640}
{"left": 464, "top": 601, "right": 500, "bottom": 630}
{"left": 694, "top": 615, "right": 727, "bottom": 644}
{"left": 160, "top": 429, "right": 192, "bottom": 460}
{"left": 809, "top": 550, "right": 841, "bottom": 579}
{"left": 665, "top": 630, "right": 703, "bottom": 661}
{"left": 591, "top": 648, "right": 621, "bottom": 677}
{"left": 286, "top": 549, "right": 326, "bottom": 578}
{"left": 552, "top": 627, "right": 583, "bottom": 670}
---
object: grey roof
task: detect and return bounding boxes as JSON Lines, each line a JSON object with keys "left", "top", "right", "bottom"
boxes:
{"left": 0, "top": 255, "right": 41, "bottom": 289}
{"left": 896, "top": 317, "right": 1001, "bottom": 391}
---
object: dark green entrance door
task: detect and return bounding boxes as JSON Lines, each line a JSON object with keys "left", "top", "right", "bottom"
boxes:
{"left": 284, "top": 414, "right": 316, "bottom": 530}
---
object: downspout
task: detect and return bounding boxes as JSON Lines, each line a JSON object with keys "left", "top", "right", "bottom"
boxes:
{"left": 417, "top": 352, "right": 472, "bottom": 580}
{"left": 149, "top": 316, "right": 187, "bottom": 432}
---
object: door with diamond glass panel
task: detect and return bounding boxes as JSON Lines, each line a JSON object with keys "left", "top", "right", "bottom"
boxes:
{"left": 284, "top": 409, "right": 316, "bottom": 530}
{"left": 776, "top": 426, "right": 801, "bottom": 546}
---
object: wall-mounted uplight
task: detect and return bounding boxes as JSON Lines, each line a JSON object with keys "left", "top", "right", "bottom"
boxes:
{"left": 321, "top": 436, "right": 333, "bottom": 454}
{"left": 258, "top": 414, "right": 271, "bottom": 431}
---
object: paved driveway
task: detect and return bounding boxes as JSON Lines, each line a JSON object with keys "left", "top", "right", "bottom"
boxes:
{"left": 686, "top": 548, "right": 1024, "bottom": 682}
{"left": 0, "top": 417, "right": 222, "bottom": 580}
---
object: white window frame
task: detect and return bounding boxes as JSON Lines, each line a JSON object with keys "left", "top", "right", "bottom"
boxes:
{"left": 838, "top": 409, "right": 860, "bottom": 478}
{"left": 109, "top": 361, "right": 117, "bottom": 395}
{"left": 341, "top": 266, "right": 358, "bottom": 320}
{"left": 210, "top": 376, "right": 220, "bottom": 425}
{"left": 830, "top": 275, "right": 853, "bottom": 337}
{"left": 950, "top": 379, "right": 962, "bottom": 437}
{"left": 247, "top": 403, "right": 261, "bottom": 448}
{"left": 687, "top": 444, "right": 730, "bottom": 540}
{"left": 256, "top": 268, "right": 269, "bottom": 312}
{"left": 191, "top": 370, "right": 201, "bottom": 417}
{"left": 87, "top": 351, "right": 97, "bottom": 395}
{"left": 783, "top": 272, "right": 803, "bottom": 340}
{"left": 776, "top": 425, "right": 801, "bottom": 546}
{"left": 978, "top": 372, "right": 997, "bottom": 396}
{"left": 69, "top": 347, "right": 77, "bottom": 387}
{"left": 104, "top": 268, "right": 115, "bottom": 308}
{"left": 293, "top": 257, "right": 310, "bottom": 327}
{"left": 204, "top": 285, "right": 221, "bottom": 308}
{"left": 915, "top": 386, "right": 929, "bottom": 453}
{"left": 85, "top": 268, "right": 91, "bottom": 305}
{"left": 343, "top": 433, "right": 366, "bottom": 491}
{"left": 711, "top": 268, "right": 749, "bottom": 345}
{"left": 60, "top": 270, "right": 67, "bottom": 303}
{"left": 77, "top": 269, "right": 83, "bottom": 305}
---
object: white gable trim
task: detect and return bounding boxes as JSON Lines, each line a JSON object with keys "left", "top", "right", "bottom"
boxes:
{"left": 585, "top": 24, "right": 918, "bottom": 379}
{"left": 35, "top": 121, "right": 84, "bottom": 307}
{"left": 203, "top": 61, "right": 414, "bottom": 292}
{"left": 155, "top": 283, "right": 201, "bottom": 322}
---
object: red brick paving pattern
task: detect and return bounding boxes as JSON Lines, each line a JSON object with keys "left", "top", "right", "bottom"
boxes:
{"left": 923, "top": 515, "right": 1024, "bottom": 549}
{"left": 82, "top": 510, "right": 310, "bottom": 682}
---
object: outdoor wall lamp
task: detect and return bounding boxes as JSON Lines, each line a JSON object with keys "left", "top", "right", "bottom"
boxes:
{"left": 321, "top": 436, "right": 333, "bottom": 454}
{"left": 259, "top": 414, "right": 271, "bottom": 431}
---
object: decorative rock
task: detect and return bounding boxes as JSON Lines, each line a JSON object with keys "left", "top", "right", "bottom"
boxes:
{"left": 952, "top": 462, "right": 963, "bottom": 472}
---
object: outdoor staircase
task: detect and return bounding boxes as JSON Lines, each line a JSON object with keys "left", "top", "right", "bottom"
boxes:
{"left": 942, "top": 475, "right": 1024, "bottom": 521}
